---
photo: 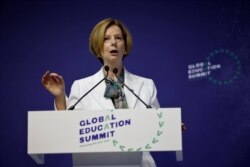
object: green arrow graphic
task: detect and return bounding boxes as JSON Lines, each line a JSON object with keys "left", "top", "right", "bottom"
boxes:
{"left": 157, "top": 130, "right": 163, "bottom": 136}
{"left": 145, "top": 144, "right": 151, "bottom": 149}
{"left": 128, "top": 148, "right": 134, "bottom": 152}
{"left": 113, "top": 140, "right": 118, "bottom": 146}
{"left": 136, "top": 147, "right": 142, "bottom": 151}
{"left": 157, "top": 112, "right": 163, "bottom": 119}
{"left": 159, "top": 121, "right": 164, "bottom": 128}
{"left": 152, "top": 138, "right": 159, "bottom": 144}
{"left": 119, "top": 145, "right": 125, "bottom": 151}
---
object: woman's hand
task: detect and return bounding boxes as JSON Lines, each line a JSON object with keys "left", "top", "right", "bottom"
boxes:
{"left": 41, "top": 71, "right": 66, "bottom": 110}
{"left": 182, "top": 123, "right": 186, "bottom": 131}
{"left": 41, "top": 71, "right": 65, "bottom": 97}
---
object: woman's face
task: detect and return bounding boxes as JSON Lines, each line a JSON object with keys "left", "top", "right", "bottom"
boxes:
{"left": 100, "top": 25, "right": 126, "bottom": 65}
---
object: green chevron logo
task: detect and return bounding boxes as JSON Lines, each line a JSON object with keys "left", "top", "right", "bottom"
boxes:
{"left": 112, "top": 111, "right": 164, "bottom": 151}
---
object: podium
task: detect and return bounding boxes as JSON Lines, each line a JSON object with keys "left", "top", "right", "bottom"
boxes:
{"left": 27, "top": 108, "right": 183, "bottom": 166}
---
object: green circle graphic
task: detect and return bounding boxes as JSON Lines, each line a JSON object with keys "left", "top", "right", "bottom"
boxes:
{"left": 112, "top": 110, "right": 164, "bottom": 152}
{"left": 205, "top": 48, "right": 241, "bottom": 85}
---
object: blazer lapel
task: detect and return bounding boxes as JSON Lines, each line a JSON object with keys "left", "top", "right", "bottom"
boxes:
{"left": 124, "top": 69, "right": 143, "bottom": 108}
{"left": 89, "top": 68, "right": 115, "bottom": 109}
{"left": 88, "top": 68, "right": 143, "bottom": 109}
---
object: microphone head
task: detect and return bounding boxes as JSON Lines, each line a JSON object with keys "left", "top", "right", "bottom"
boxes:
{"left": 113, "top": 68, "right": 118, "bottom": 74}
{"left": 104, "top": 65, "right": 109, "bottom": 72}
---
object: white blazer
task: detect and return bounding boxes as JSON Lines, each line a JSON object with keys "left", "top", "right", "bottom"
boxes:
{"left": 67, "top": 68, "right": 160, "bottom": 110}
{"left": 67, "top": 67, "right": 160, "bottom": 167}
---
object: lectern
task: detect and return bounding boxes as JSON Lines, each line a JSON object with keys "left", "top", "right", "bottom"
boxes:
{"left": 27, "top": 108, "right": 183, "bottom": 166}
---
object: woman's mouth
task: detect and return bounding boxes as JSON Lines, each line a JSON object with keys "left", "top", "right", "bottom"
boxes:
{"left": 110, "top": 50, "right": 118, "bottom": 56}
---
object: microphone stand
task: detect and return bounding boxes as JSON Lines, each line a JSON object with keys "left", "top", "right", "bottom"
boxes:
{"left": 68, "top": 66, "right": 109, "bottom": 110}
{"left": 113, "top": 68, "right": 152, "bottom": 108}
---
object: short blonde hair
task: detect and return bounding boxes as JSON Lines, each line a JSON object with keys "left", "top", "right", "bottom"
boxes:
{"left": 89, "top": 18, "right": 133, "bottom": 63}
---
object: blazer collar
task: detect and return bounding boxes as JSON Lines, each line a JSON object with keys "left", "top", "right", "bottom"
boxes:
{"left": 124, "top": 68, "right": 143, "bottom": 108}
{"left": 90, "top": 67, "right": 143, "bottom": 109}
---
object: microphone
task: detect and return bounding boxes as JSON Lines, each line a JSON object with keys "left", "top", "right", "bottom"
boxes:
{"left": 68, "top": 66, "right": 109, "bottom": 110}
{"left": 113, "top": 68, "right": 152, "bottom": 108}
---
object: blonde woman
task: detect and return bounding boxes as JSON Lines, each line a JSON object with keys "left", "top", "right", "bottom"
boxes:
{"left": 42, "top": 18, "right": 160, "bottom": 167}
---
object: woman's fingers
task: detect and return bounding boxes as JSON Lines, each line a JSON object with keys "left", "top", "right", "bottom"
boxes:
{"left": 50, "top": 73, "right": 64, "bottom": 84}
{"left": 41, "top": 71, "right": 50, "bottom": 84}
{"left": 41, "top": 71, "right": 65, "bottom": 90}
{"left": 181, "top": 123, "right": 186, "bottom": 131}
{"left": 41, "top": 71, "right": 65, "bottom": 97}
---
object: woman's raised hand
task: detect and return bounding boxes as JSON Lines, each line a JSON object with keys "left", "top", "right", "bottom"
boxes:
{"left": 41, "top": 71, "right": 66, "bottom": 98}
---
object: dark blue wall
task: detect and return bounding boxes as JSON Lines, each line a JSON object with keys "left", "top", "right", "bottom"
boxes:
{"left": 1, "top": 0, "right": 250, "bottom": 166}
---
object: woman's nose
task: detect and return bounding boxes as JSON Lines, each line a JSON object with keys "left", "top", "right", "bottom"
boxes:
{"left": 110, "top": 37, "right": 116, "bottom": 45}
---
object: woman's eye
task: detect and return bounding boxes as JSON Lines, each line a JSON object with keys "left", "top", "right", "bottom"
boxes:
{"left": 116, "top": 36, "right": 123, "bottom": 40}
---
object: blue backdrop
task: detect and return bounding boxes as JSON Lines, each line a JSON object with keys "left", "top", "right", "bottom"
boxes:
{"left": 1, "top": 0, "right": 250, "bottom": 166}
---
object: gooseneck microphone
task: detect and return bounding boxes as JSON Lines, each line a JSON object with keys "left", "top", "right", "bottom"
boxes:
{"left": 68, "top": 66, "right": 109, "bottom": 110}
{"left": 113, "top": 68, "right": 152, "bottom": 108}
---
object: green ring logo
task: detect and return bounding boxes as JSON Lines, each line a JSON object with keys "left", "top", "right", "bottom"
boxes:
{"left": 112, "top": 110, "right": 164, "bottom": 151}
{"left": 206, "top": 48, "right": 241, "bottom": 85}
{"left": 188, "top": 48, "right": 241, "bottom": 85}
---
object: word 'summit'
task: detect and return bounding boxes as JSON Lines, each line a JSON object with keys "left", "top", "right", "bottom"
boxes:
{"left": 79, "top": 114, "right": 131, "bottom": 143}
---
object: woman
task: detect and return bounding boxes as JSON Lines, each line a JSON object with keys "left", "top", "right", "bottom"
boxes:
{"left": 42, "top": 18, "right": 160, "bottom": 167}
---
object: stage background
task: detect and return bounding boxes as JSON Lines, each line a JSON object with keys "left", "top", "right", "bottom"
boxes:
{"left": 0, "top": 0, "right": 249, "bottom": 166}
